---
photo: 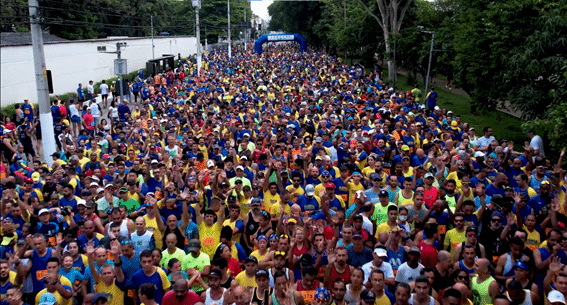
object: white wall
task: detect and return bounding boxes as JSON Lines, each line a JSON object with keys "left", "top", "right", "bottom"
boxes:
{"left": 1, "top": 36, "right": 197, "bottom": 106}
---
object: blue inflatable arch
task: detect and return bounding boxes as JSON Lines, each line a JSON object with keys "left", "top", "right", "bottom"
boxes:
{"left": 255, "top": 33, "right": 307, "bottom": 55}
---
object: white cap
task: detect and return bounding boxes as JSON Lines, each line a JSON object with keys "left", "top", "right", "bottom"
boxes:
{"left": 38, "top": 208, "right": 50, "bottom": 216}
{"left": 243, "top": 133, "right": 250, "bottom": 138}
{"left": 236, "top": 165, "right": 244, "bottom": 171}
{"left": 96, "top": 187, "right": 105, "bottom": 193}
{"left": 207, "top": 160, "right": 215, "bottom": 168}
{"left": 447, "top": 111, "right": 453, "bottom": 114}
{"left": 305, "top": 184, "right": 315, "bottom": 196}
{"left": 374, "top": 248, "right": 388, "bottom": 257}
{"left": 434, "top": 106, "right": 440, "bottom": 110}
{"left": 548, "top": 290, "right": 566, "bottom": 304}
{"left": 151, "top": 159, "right": 159, "bottom": 164}
{"left": 89, "top": 182, "right": 99, "bottom": 187}
{"left": 474, "top": 151, "right": 485, "bottom": 158}
{"left": 77, "top": 199, "right": 87, "bottom": 206}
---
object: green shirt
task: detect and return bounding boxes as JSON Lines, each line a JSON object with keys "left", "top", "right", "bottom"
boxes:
{"left": 119, "top": 198, "right": 140, "bottom": 215}
{"left": 372, "top": 203, "right": 396, "bottom": 225}
{"left": 182, "top": 251, "right": 211, "bottom": 292}
{"left": 160, "top": 247, "right": 186, "bottom": 267}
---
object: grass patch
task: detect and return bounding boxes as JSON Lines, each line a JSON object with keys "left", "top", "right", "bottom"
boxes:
{"left": 387, "top": 72, "right": 527, "bottom": 149}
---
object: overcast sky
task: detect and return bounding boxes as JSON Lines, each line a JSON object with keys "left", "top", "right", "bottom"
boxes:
{"left": 251, "top": 0, "right": 273, "bottom": 21}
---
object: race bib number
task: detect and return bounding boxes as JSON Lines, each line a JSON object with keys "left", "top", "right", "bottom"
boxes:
{"left": 438, "top": 225, "right": 446, "bottom": 235}
{"left": 49, "top": 237, "right": 56, "bottom": 246}
{"left": 36, "top": 269, "right": 47, "bottom": 281}
{"left": 339, "top": 194, "right": 348, "bottom": 203}
{"left": 203, "top": 237, "right": 215, "bottom": 247}
{"left": 127, "top": 289, "right": 136, "bottom": 298}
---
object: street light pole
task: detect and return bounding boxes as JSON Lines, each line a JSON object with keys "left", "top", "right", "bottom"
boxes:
{"left": 193, "top": 0, "right": 201, "bottom": 74}
{"left": 227, "top": 0, "right": 231, "bottom": 58}
{"left": 424, "top": 30, "right": 435, "bottom": 95}
{"left": 29, "top": 0, "right": 56, "bottom": 165}
{"left": 151, "top": 15, "right": 155, "bottom": 59}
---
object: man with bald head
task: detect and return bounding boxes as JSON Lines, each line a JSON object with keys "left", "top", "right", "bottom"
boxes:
{"left": 161, "top": 272, "right": 200, "bottom": 305}
{"left": 231, "top": 285, "right": 251, "bottom": 305}
{"left": 131, "top": 216, "right": 155, "bottom": 252}
{"left": 160, "top": 233, "right": 186, "bottom": 267}
{"left": 471, "top": 258, "right": 499, "bottom": 305}
{"left": 432, "top": 251, "right": 452, "bottom": 292}
{"left": 452, "top": 283, "right": 472, "bottom": 305}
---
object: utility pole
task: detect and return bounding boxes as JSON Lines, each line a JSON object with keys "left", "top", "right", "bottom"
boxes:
{"left": 151, "top": 15, "right": 155, "bottom": 59}
{"left": 98, "top": 42, "right": 128, "bottom": 102}
{"left": 28, "top": 0, "right": 56, "bottom": 165}
{"left": 227, "top": 0, "right": 231, "bottom": 58}
{"left": 193, "top": 0, "right": 201, "bottom": 74}
{"left": 424, "top": 30, "right": 435, "bottom": 95}
{"left": 244, "top": 8, "right": 247, "bottom": 51}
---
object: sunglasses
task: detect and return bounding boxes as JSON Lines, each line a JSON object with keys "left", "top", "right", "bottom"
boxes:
{"left": 457, "top": 275, "right": 467, "bottom": 280}
{"left": 235, "top": 181, "right": 243, "bottom": 184}
{"left": 491, "top": 218, "right": 502, "bottom": 223}
{"left": 466, "top": 233, "right": 476, "bottom": 237}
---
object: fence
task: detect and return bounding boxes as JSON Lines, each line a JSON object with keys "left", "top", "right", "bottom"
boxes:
{"left": 1, "top": 36, "right": 197, "bottom": 106}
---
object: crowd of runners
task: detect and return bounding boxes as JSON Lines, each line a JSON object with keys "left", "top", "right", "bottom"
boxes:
{"left": 0, "top": 44, "right": 566, "bottom": 305}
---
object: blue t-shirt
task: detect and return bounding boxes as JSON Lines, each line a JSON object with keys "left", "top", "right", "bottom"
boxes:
{"left": 132, "top": 268, "right": 168, "bottom": 303}
{"left": 59, "top": 268, "right": 83, "bottom": 286}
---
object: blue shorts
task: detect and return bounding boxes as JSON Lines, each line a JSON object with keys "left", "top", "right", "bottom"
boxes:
{"left": 71, "top": 115, "right": 81, "bottom": 123}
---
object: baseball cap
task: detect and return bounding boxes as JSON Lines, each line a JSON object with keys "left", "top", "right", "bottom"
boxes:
{"left": 242, "top": 133, "right": 250, "bottom": 138}
{"left": 245, "top": 255, "right": 258, "bottom": 264}
{"left": 77, "top": 199, "right": 87, "bottom": 206}
{"left": 32, "top": 172, "right": 41, "bottom": 182}
{"left": 38, "top": 208, "right": 50, "bottom": 216}
{"left": 409, "top": 246, "right": 421, "bottom": 254}
{"left": 236, "top": 165, "right": 244, "bottom": 171}
{"left": 378, "top": 190, "right": 389, "bottom": 197}
{"left": 299, "top": 254, "right": 313, "bottom": 266}
{"left": 209, "top": 268, "right": 222, "bottom": 278}
{"left": 360, "top": 289, "right": 376, "bottom": 303}
{"left": 401, "top": 145, "right": 410, "bottom": 152}
{"left": 305, "top": 184, "right": 315, "bottom": 196}
{"left": 424, "top": 172, "right": 435, "bottom": 179}
{"left": 370, "top": 173, "right": 382, "bottom": 180}
{"left": 287, "top": 218, "right": 297, "bottom": 224}
{"left": 250, "top": 198, "right": 262, "bottom": 206}
{"left": 207, "top": 160, "right": 215, "bottom": 168}
{"left": 514, "top": 261, "right": 529, "bottom": 270}
{"left": 352, "top": 231, "right": 363, "bottom": 239}
{"left": 96, "top": 187, "right": 105, "bottom": 193}
{"left": 451, "top": 121, "right": 458, "bottom": 127}
{"left": 92, "top": 293, "right": 110, "bottom": 303}
{"left": 325, "top": 182, "right": 335, "bottom": 189}
{"left": 187, "top": 239, "right": 201, "bottom": 252}
{"left": 39, "top": 292, "right": 57, "bottom": 305}
{"left": 315, "top": 137, "right": 323, "bottom": 143}
{"left": 219, "top": 181, "right": 230, "bottom": 188}
{"left": 548, "top": 290, "right": 566, "bottom": 304}
{"left": 374, "top": 248, "right": 388, "bottom": 258}
{"left": 466, "top": 226, "right": 478, "bottom": 234}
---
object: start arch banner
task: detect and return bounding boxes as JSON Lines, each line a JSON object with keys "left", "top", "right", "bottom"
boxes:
{"left": 254, "top": 33, "right": 307, "bottom": 55}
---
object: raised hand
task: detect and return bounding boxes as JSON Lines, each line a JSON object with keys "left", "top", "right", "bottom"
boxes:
{"left": 86, "top": 242, "right": 96, "bottom": 255}
{"left": 550, "top": 256, "right": 564, "bottom": 274}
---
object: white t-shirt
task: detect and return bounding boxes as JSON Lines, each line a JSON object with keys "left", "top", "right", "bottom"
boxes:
{"left": 395, "top": 262, "right": 424, "bottom": 283}
{"left": 87, "top": 84, "right": 94, "bottom": 94}
{"left": 109, "top": 106, "right": 119, "bottom": 119}
{"left": 90, "top": 102, "right": 101, "bottom": 117}
{"left": 362, "top": 261, "right": 394, "bottom": 284}
{"left": 100, "top": 84, "right": 109, "bottom": 95}
{"left": 476, "top": 135, "right": 495, "bottom": 151}
{"left": 69, "top": 104, "right": 80, "bottom": 117}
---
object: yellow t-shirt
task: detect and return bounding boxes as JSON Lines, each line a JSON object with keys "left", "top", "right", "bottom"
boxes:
{"left": 250, "top": 249, "right": 269, "bottom": 262}
{"left": 269, "top": 202, "right": 291, "bottom": 217}
{"left": 199, "top": 222, "right": 222, "bottom": 258}
{"left": 374, "top": 291, "right": 392, "bottom": 305}
{"left": 348, "top": 182, "right": 366, "bottom": 205}
{"left": 443, "top": 228, "right": 466, "bottom": 259}
{"left": 375, "top": 223, "right": 400, "bottom": 237}
{"left": 143, "top": 215, "right": 163, "bottom": 250}
{"left": 35, "top": 276, "right": 73, "bottom": 305}
{"left": 95, "top": 279, "right": 124, "bottom": 305}
{"left": 263, "top": 190, "right": 281, "bottom": 212}
{"left": 235, "top": 271, "right": 258, "bottom": 288}
{"left": 446, "top": 171, "right": 463, "bottom": 190}
{"left": 223, "top": 218, "right": 243, "bottom": 243}
{"left": 523, "top": 225, "right": 541, "bottom": 252}
{"left": 286, "top": 185, "right": 305, "bottom": 204}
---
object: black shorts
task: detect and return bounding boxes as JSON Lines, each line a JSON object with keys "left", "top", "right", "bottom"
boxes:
{"left": 102, "top": 94, "right": 108, "bottom": 99}
{"left": 24, "top": 145, "right": 36, "bottom": 157}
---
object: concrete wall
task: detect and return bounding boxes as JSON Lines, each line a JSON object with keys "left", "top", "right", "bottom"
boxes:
{"left": 1, "top": 36, "right": 197, "bottom": 106}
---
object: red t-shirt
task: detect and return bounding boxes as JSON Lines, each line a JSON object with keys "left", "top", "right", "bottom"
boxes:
{"left": 162, "top": 290, "right": 200, "bottom": 305}
{"left": 418, "top": 240, "right": 438, "bottom": 268}
{"left": 423, "top": 186, "right": 438, "bottom": 209}
{"left": 227, "top": 257, "right": 241, "bottom": 277}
